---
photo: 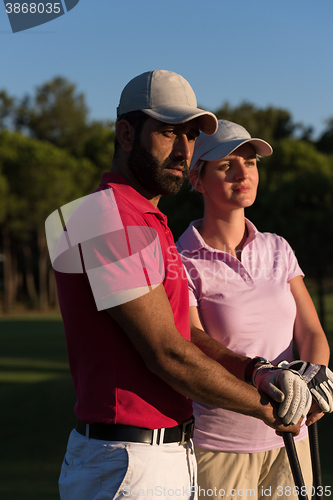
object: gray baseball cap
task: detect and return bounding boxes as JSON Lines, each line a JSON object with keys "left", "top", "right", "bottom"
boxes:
{"left": 117, "top": 70, "right": 218, "bottom": 135}
{"left": 190, "top": 119, "right": 273, "bottom": 171}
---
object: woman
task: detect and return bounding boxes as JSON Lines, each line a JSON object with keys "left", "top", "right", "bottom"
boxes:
{"left": 176, "top": 120, "right": 330, "bottom": 499}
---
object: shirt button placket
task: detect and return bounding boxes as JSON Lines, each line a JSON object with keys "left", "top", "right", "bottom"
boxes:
{"left": 239, "top": 266, "right": 254, "bottom": 285}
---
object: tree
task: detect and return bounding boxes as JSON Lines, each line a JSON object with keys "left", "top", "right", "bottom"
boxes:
{"left": 15, "top": 77, "right": 90, "bottom": 155}
{"left": 0, "top": 90, "right": 16, "bottom": 130}
{"left": 0, "top": 164, "right": 8, "bottom": 223}
{"left": 13, "top": 76, "right": 116, "bottom": 169}
{"left": 316, "top": 118, "right": 333, "bottom": 154}
{"left": 159, "top": 181, "right": 204, "bottom": 241}
{"left": 0, "top": 77, "right": 118, "bottom": 312}
{"left": 254, "top": 137, "right": 332, "bottom": 195}
{"left": 0, "top": 130, "right": 97, "bottom": 311}
{"left": 214, "top": 101, "right": 296, "bottom": 145}
{"left": 81, "top": 121, "right": 116, "bottom": 182}
{"left": 0, "top": 165, "right": 10, "bottom": 311}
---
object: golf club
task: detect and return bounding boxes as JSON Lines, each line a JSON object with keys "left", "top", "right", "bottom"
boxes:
{"left": 308, "top": 422, "right": 323, "bottom": 499}
{"left": 284, "top": 421, "right": 323, "bottom": 500}
{"left": 283, "top": 431, "right": 309, "bottom": 500}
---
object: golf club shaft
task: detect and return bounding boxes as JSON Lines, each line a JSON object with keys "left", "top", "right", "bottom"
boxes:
{"left": 283, "top": 432, "right": 309, "bottom": 500}
{"left": 308, "top": 422, "right": 323, "bottom": 499}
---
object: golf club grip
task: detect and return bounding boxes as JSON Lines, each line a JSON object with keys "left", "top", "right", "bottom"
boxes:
{"left": 283, "top": 432, "right": 309, "bottom": 500}
{"left": 308, "top": 422, "right": 323, "bottom": 499}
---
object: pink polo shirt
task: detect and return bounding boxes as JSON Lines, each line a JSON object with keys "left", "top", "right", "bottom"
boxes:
{"left": 53, "top": 173, "right": 192, "bottom": 428}
{"left": 176, "top": 218, "right": 308, "bottom": 452}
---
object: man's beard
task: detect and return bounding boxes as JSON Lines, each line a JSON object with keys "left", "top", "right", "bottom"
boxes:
{"left": 127, "top": 139, "right": 189, "bottom": 196}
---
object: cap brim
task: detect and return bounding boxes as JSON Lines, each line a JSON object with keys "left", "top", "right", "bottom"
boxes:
{"left": 142, "top": 106, "right": 218, "bottom": 135}
{"left": 201, "top": 138, "right": 273, "bottom": 160}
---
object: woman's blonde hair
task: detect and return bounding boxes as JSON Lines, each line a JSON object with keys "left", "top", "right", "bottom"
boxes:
{"left": 190, "top": 160, "right": 206, "bottom": 192}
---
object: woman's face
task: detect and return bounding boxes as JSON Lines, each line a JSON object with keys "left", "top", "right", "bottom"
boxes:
{"left": 195, "top": 143, "right": 259, "bottom": 213}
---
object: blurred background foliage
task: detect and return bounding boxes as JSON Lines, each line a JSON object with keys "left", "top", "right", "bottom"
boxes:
{"left": 1, "top": 76, "right": 333, "bottom": 328}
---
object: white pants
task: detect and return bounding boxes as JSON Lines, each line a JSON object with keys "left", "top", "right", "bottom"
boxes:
{"left": 59, "top": 429, "right": 197, "bottom": 500}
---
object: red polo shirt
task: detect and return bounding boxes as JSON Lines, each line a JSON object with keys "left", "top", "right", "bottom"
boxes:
{"left": 54, "top": 173, "right": 192, "bottom": 428}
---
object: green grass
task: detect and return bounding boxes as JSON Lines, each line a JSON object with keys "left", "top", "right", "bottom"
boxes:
{"left": 0, "top": 304, "right": 333, "bottom": 499}
{"left": 0, "top": 319, "right": 76, "bottom": 500}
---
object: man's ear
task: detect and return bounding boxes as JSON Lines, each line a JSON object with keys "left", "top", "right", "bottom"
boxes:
{"left": 116, "top": 120, "right": 135, "bottom": 153}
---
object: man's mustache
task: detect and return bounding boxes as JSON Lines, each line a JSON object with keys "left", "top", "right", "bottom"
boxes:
{"left": 164, "top": 158, "right": 189, "bottom": 170}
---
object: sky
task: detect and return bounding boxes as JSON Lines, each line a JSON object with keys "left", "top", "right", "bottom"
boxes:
{"left": 0, "top": 0, "right": 332, "bottom": 139}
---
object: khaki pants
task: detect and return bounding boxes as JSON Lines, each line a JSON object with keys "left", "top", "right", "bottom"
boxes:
{"left": 195, "top": 438, "right": 312, "bottom": 500}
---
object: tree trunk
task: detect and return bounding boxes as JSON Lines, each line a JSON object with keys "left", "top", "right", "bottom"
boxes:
{"left": 22, "top": 241, "right": 39, "bottom": 307}
{"left": 2, "top": 224, "right": 14, "bottom": 313}
{"left": 38, "top": 230, "right": 49, "bottom": 311}
{"left": 12, "top": 247, "right": 20, "bottom": 303}
{"left": 48, "top": 265, "right": 59, "bottom": 309}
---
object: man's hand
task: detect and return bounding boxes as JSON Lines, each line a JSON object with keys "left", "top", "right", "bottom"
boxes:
{"left": 281, "top": 361, "right": 333, "bottom": 413}
{"left": 258, "top": 392, "right": 303, "bottom": 436}
{"left": 252, "top": 363, "right": 312, "bottom": 425}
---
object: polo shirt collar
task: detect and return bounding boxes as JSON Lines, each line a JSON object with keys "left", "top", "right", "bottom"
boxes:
{"left": 178, "top": 218, "right": 258, "bottom": 254}
{"left": 244, "top": 218, "right": 258, "bottom": 245}
{"left": 99, "top": 172, "right": 165, "bottom": 219}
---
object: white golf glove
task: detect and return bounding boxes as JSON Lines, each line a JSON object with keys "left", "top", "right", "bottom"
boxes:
{"left": 280, "top": 361, "right": 333, "bottom": 413}
{"left": 253, "top": 362, "right": 312, "bottom": 425}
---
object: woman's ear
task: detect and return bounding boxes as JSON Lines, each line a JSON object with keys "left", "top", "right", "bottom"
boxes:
{"left": 116, "top": 120, "right": 135, "bottom": 153}
{"left": 189, "top": 169, "right": 205, "bottom": 194}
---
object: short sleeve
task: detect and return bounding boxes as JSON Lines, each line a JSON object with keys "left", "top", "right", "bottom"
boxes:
{"left": 178, "top": 256, "right": 199, "bottom": 308}
{"left": 48, "top": 188, "right": 164, "bottom": 311}
{"left": 279, "top": 236, "right": 304, "bottom": 281}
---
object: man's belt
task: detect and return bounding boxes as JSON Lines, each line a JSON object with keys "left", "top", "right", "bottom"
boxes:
{"left": 75, "top": 416, "right": 195, "bottom": 445}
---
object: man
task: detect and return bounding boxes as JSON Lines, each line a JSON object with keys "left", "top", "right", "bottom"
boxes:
{"left": 49, "top": 70, "right": 310, "bottom": 500}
